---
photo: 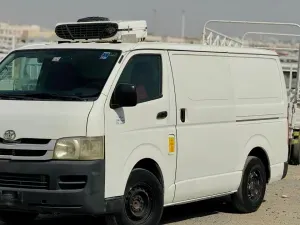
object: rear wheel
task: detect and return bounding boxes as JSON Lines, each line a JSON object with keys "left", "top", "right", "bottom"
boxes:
{"left": 231, "top": 156, "right": 267, "bottom": 213}
{"left": 290, "top": 143, "right": 300, "bottom": 165}
{"left": 0, "top": 211, "right": 38, "bottom": 225}
{"left": 106, "top": 168, "right": 164, "bottom": 225}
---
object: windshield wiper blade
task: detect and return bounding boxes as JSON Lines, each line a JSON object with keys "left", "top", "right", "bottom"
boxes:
{"left": 22, "top": 92, "right": 87, "bottom": 101}
{"left": 0, "top": 94, "right": 38, "bottom": 100}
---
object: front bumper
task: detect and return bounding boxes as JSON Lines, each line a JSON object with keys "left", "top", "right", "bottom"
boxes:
{"left": 0, "top": 159, "right": 123, "bottom": 215}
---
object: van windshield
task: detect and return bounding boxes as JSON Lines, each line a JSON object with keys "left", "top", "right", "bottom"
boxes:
{"left": 0, "top": 49, "right": 121, "bottom": 101}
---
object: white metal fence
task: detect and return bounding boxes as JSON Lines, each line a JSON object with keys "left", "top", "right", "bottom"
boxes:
{"left": 202, "top": 19, "right": 300, "bottom": 130}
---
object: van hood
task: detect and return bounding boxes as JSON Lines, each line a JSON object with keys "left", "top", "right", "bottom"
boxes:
{"left": 0, "top": 100, "right": 94, "bottom": 140}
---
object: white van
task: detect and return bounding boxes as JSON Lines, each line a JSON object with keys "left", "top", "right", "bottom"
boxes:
{"left": 0, "top": 18, "right": 288, "bottom": 225}
{"left": 0, "top": 53, "right": 6, "bottom": 62}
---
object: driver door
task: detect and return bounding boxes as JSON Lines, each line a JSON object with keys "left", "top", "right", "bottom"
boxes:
{"left": 103, "top": 50, "right": 177, "bottom": 204}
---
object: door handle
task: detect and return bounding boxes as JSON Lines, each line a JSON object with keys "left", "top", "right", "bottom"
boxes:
{"left": 180, "top": 108, "right": 186, "bottom": 123}
{"left": 157, "top": 111, "right": 168, "bottom": 120}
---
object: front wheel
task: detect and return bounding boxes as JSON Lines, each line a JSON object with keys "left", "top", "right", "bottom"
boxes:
{"left": 0, "top": 211, "right": 38, "bottom": 225}
{"left": 106, "top": 168, "right": 164, "bottom": 225}
{"left": 231, "top": 156, "right": 267, "bottom": 213}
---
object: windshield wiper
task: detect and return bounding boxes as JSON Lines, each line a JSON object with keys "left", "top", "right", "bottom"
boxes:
{"left": 0, "top": 92, "right": 96, "bottom": 101}
{"left": 0, "top": 94, "right": 38, "bottom": 100}
{"left": 22, "top": 92, "right": 87, "bottom": 101}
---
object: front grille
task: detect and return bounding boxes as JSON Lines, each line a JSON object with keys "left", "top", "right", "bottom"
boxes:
{"left": 0, "top": 149, "right": 47, "bottom": 157}
{"left": 0, "top": 138, "right": 51, "bottom": 145}
{"left": 0, "top": 173, "right": 49, "bottom": 189}
{"left": 55, "top": 22, "right": 118, "bottom": 40}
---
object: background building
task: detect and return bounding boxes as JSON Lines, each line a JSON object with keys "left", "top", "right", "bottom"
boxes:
{"left": 0, "top": 22, "right": 55, "bottom": 53}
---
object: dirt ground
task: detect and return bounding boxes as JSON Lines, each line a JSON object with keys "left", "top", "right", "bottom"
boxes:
{"left": 161, "top": 165, "right": 300, "bottom": 225}
{"left": 0, "top": 165, "right": 299, "bottom": 225}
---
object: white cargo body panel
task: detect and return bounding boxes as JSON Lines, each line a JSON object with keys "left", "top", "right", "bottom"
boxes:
{"left": 167, "top": 48, "right": 287, "bottom": 203}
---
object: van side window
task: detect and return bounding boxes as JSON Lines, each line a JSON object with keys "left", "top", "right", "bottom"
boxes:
{"left": 118, "top": 54, "right": 162, "bottom": 103}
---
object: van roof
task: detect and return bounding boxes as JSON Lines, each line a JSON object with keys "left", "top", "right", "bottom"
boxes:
{"left": 17, "top": 42, "right": 278, "bottom": 56}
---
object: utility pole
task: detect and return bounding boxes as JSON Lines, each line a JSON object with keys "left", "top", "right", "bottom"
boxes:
{"left": 181, "top": 10, "right": 186, "bottom": 38}
{"left": 152, "top": 9, "right": 157, "bottom": 35}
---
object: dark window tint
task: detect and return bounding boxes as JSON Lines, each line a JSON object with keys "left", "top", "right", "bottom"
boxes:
{"left": 118, "top": 54, "right": 162, "bottom": 103}
{"left": 0, "top": 49, "right": 121, "bottom": 101}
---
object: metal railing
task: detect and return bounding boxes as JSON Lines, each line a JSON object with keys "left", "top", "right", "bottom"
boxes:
{"left": 202, "top": 20, "right": 300, "bottom": 102}
{"left": 202, "top": 19, "right": 300, "bottom": 131}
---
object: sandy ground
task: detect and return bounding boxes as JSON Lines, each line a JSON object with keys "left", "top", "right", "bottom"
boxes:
{"left": 0, "top": 165, "right": 300, "bottom": 225}
{"left": 161, "top": 165, "right": 300, "bottom": 225}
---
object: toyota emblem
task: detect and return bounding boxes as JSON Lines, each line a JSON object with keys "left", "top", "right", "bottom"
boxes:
{"left": 3, "top": 130, "right": 16, "bottom": 141}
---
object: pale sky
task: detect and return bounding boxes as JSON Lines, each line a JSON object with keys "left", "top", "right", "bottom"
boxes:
{"left": 0, "top": 0, "right": 299, "bottom": 38}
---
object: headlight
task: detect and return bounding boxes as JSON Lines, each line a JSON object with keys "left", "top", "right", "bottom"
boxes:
{"left": 53, "top": 136, "right": 104, "bottom": 160}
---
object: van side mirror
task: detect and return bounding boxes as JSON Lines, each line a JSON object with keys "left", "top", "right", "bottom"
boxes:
{"left": 110, "top": 83, "right": 138, "bottom": 109}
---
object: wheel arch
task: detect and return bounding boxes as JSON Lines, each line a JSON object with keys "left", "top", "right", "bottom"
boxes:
{"left": 240, "top": 134, "right": 272, "bottom": 183}
{"left": 122, "top": 145, "right": 165, "bottom": 194}
{"left": 133, "top": 158, "right": 164, "bottom": 189}
{"left": 248, "top": 147, "right": 271, "bottom": 183}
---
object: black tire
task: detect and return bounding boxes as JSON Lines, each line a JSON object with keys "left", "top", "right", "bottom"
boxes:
{"left": 0, "top": 211, "right": 38, "bottom": 225}
{"left": 77, "top": 17, "right": 109, "bottom": 22}
{"left": 290, "top": 143, "right": 300, "bottom": 165}
{"left": 106, "top": 168, "right": 164, "bottom": 225}
{"left": 231, "top": 156, "right": 267, "bottom": 213}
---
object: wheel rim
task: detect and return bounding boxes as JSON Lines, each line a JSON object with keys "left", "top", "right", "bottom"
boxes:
{"left": 125, "top": 184, "right": 153, "bottom": 222}
{"left": 247, "top": 168, "right": 263, "bottom": 202}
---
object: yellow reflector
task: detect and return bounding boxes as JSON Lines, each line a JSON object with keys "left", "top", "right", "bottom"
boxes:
{"left": 168, "top": 135, "right": 175, "bottom": 154}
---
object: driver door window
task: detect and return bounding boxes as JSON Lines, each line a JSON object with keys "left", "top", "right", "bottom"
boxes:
{"left": 117, "top": 54, "right": 162, "bottom": 103}
{"left": 0, "top": 57, "right": 41, "bottom": 91}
